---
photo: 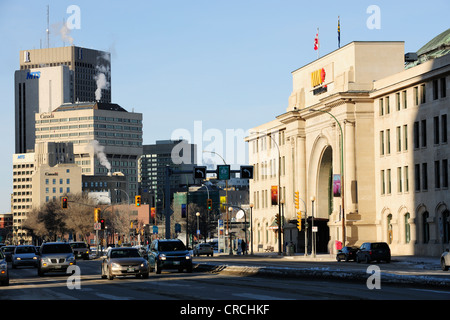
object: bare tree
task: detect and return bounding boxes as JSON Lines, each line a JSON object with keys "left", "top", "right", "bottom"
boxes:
{"left": 63, "top": 193, "right": 97, "bottom": 242}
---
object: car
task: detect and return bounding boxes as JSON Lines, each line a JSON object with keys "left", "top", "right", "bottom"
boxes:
{"left": 1, "top": 245, "right": 16, "bottom": 262}
{"left": 101, "top": 247, "right": 149, "bottom": 280}
{"left": 36, "top": 242, "right": 76, "bottom": 276}
{"left": 356, "top": 242, "right": 391, "bottom": 263}
{"left": 12, "top": 245, "right": 38, "bottom": 268}
{"left": 336, "top": 246, "right": 358, "bottom": 262}
{"left": 69, "top": 242, "right": 90, "bottom": 260}
{"left": 0, "top": 250, "right": 9, "bottom": 286}
{"left": 147, "top": 239, "right": 192, "bottom": 274}
{"left": 440, "top": 249, "right": 450, "bottom": 271}
{"left": 193, "top": 243, "right": 214, "bottom": 257}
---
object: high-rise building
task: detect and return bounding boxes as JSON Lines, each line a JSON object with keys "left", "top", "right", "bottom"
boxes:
{"left": 35, "top": 101, "right": 143, "bottom": 198}
{"left": 15, "top": 46, "right": 111, "bottom": 153}
{"left": 139, "top": 140, "right": 197, "bottom": 216}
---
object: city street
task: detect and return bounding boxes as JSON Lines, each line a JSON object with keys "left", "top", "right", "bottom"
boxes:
{"left": 2, "top": 257, "right": 450, "bottom": 301}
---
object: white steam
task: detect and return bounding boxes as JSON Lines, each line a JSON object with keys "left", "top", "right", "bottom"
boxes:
{"left": 94, "top": 53, "right": 111, "bottom": 101}
{"left": 90, "top": 140, "right": 111, "bottom": 171}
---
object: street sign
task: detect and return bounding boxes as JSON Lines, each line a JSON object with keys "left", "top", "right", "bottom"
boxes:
{"left": 194, "top": 166, "right": 207, "bottom": 179}
{"left": 217, "top": 165, "right": 230, "bottom": 180}
{"left": 94, "top": 222, "right": 101, "bottom": 230}
{"left": 240, "top": 165, "right": 254, "bottom": 179}
{"left": 312, "top": 226, "right": 318, "bottom": 233}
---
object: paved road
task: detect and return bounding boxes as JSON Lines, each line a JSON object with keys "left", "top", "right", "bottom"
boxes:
{"left": 2, "top": 258, "right": 450, "bottom": 302}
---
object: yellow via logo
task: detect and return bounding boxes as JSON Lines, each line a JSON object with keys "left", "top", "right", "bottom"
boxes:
{"left": 311, "top": 68, "right": 326, "bottom": 87}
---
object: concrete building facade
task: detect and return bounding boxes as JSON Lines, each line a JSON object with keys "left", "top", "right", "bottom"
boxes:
{"left": 246, "top": 30, "right": 450, "bottom": 257}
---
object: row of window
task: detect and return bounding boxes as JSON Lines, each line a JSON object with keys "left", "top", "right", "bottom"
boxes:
{"left": 36, "top": 116, "right": 141, "bottom": 124}
{"left": 45, "top": 187, "right": 71, "bottom": 194}
{"left": 251, "top": 130, "right": 286, "bottom": 154}
{"left": 379, "top": 77, "right": 447, "bottom": 116}
{"left": 379, "top": 114, "right": 448, "bottom": 156}
{"left": 380, "top": 160, "right": 449, "bottom": 195}
{"left": 252, "top": 158, "right": 287, "bottom": 181}
{"left": 35, "top": 137, "right": 143, "bottom": 147}
{"left": 45, "top": 178, "right": 71, "bottom": 185}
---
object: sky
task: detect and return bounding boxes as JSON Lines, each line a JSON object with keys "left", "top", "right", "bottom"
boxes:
{"left": 0, "top": 0, "right": 448, "bottom": 213}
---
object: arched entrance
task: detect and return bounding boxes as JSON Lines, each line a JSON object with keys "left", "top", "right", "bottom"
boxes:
{"left": 310, "top": 145, "right": 332, "bottom": 253}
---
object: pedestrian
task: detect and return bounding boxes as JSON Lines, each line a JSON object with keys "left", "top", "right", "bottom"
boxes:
{"left": 241, "top": 240, "right": 247, "bottom": 255}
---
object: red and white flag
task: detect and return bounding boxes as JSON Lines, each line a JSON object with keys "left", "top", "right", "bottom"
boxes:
{"left": 314, "top": 28, "right": 319, "bottom": 51}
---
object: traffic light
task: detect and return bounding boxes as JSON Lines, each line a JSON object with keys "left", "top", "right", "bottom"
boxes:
{"left": 294, "top": 191, "right": 299, "bottom": 210}
{"left": 207, "top": 199, "right": 212, "bottom": 211}
{"left": 100, "top": 218, "right": 105, "bottom": 230}
{"left": 135, "top": 195, "right": 141, "bottom": 207}
{"left": 94, "top": 208, "right": 101, "bottom": 222}
{"left": 297, "top": 211, "right": 302, "bottom": 231}
{"left": 275, "top": 214, "right": 280, "bottom": 226}
{"left": 61, "top": 196, "right": 68, "bottom": 209}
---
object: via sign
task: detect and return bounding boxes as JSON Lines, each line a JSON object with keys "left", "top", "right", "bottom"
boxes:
{"left": 26, "top": 71, "right": 41, "bottom": 79}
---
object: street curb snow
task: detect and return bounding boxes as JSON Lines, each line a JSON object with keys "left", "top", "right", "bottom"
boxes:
{"left": 194, "top": 263, "right": 450, "bottom": 288}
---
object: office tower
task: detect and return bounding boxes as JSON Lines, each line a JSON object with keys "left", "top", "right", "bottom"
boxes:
{"left": 15, "top": 46, "right": 111, "bottom": 153}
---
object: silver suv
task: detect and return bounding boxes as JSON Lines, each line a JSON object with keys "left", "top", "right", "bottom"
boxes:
{"left": 37, "top": 242, "right": 76, "bottom": 276}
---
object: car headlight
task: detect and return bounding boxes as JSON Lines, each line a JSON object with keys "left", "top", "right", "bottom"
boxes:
{"left": 186, "top": 254, "right": 191, "bottom": 260}
{"left": 140, "top": 261, "right": 148, "bottom": 268}
{"left": 15, "top": 257, "right": 21, "bottom": 260}
{"left": 111, "top": 262, "right": 121, "bottom": 268}
{"left": 159, "top": 254, "right": 166, "bottom": 260}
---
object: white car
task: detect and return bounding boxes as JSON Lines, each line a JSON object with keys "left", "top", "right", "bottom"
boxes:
{"left": 441, "top": 249, "right": 450, "bottom": 271}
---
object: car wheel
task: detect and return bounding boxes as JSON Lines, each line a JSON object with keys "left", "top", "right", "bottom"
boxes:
{"left": 0, "top": 278, "right": 9, "bottom": 286}
{"left": 186, "top": 264, "right": 193, "bottom": 273}
{"left": 364, "top": 255, "right": 370, "bottom": 264}
{"left": 108, "top": 267, "right": 114, "bottom": 280}
{"left": 441, "top": 259, "right": 449, "bottom": 271}
{"left": 337, "top": 256, "right": 341, "bottom": 262}
{"left": 142, "top": 272, "right": 149, "bottom": 279}
{"left": 155, "top": 263, "right": 162, "bottom": 274}
{"left": 38, "top": 267, "right": 45, "bottom": 277}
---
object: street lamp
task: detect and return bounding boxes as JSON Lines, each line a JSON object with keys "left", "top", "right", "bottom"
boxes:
{"left": 267, "top": 134, "right": 282, "bottom": 256}
{"left": 310, "top": 108, "right": 346, "bottom": 245}
{"left": 196, "top": 212, "right": 200, "bottom": 243}
{"left": 249, "top": 203, "right": 254, "bottom": 255}
{"left": 311, "top": 196, "right": 316, "bottom": 258}
{"left": 228, "top": 207, "right": 234, "bottom": 255}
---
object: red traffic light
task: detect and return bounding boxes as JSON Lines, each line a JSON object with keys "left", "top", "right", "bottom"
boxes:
{"left": 61, "top": 197, "right": 68, "bottom": 209}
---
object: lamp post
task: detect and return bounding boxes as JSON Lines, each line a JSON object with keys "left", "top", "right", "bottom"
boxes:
{"left": 228, "top": 207, "right": 234, "bottom": 255}
{"left": 196, "top": 212, "right": 200, "bottom": 243}
{"left": 267, "top": 134, "right": 282, "bottom": 255}
{"left": 310, "top": 108, "right": 346, "bottom": 245}
{"left": 249, "top": 203, "right": 254, "bottom": 255}
{"left": 311, "top": 196, "right": 316, "bottom": 258}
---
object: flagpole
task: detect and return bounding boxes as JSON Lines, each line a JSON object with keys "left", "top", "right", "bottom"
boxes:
{"left": 338, "top": 16, "right": 341, "bottom": 49}
{"left": 317, "top": 28, "right": 319, "bottom": 59}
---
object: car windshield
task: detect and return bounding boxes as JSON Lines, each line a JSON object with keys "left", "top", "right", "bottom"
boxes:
{"left": 15, "top": 246, "right": 36, "bottom": 254}
{"left": 110, "top": 249, "right": 140, "bottom": 258}
{"left": 159, "top": 241, "right": 186, "bottom": 252}
{"left": 372, "top": 243, "right": 388, "bottom": 249}
{"left": 42, "top": 244, "right": 72, "bottom": 254}
{"left": 70, "top": 243, "right": 87, "bottom": 249}
{"left": 3, "top": 247, "right": 15, "bottom": 253}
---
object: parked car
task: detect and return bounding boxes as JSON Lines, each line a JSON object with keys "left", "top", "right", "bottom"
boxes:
{"left": 147, "top": 239, "right": 192, "bottom": 274}
{"left": 336, "top": 246, "right": 358, "bottom": 262}
{"left": 69, "top": 242, "right": 90, "bottom": 260}
{"left": 440, "top": 249, "right": 450, "bottom": 271}
{"left": 193, "top": 243, "right": 214, "bottom": 257}
{"left": 1, "top": 246, "right": 16, "bottom": 262}
{"left": 356, "top": 242, "right": 391, "bottom": 263}
{"left": 37, "top": 242, "right": 76, "bottom": 276}
{"left": 0, "top": 250, "right": 9, "bottom": 286}
{"left": 12, "top": 245, "right": 38, "bottom": 268}
{"left": 101, "top": 247, "right": 149, "bottom": 280}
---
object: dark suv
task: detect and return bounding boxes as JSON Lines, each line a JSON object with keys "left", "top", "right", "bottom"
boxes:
{"left": 147, "top": 239, "right": 192, "bottom": 274}
{"left": 356, "top": 242, "right": 391, "bottom": 263}
{"left": 69, "top": 242, "right": 90, "bottom": 260}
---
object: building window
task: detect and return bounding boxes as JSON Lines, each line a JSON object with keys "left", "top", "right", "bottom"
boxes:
{"left": 379, "top": 99, "right": 384, "bottom": 116}
{"left": 433, "top": 79, "right": 439, "bottom": 100}
{"left": 423, "top": 211, "right": 430, "bottom": 243}
{"left": 381, "top": 170, "right": 385, "bottom": 195}
{"left": 420, "top": 84, "right": 426, "bottom": 104}
{"left": 434, "top": 116, "right": 440, "bottom": 144}
{"left": 415, "top": 164, "right": 421, "bottom": 191}
{"left": 387, "top": 169, "right": 392, "bottom": 194}
{"left": 443, "top": 159, "right": 448, "bottom": 188}
{"left": 396, "top": 126, "right": 401, "bottom": 152}
{"left": 442, "top": 114, "right": 448, "bottom": 143}
{"left": 396, "top": 92, "right": 401, "bottom": 111}
{"left": 403, "top": 90, "right": 407, "bottom": 109}
{"left": 413, "top": 122, "right": 420, "bottom": 149}
{"left": 435, "top": 160, "right": 441, "bottom": 189}
{"left": 385, "top": 96, "right": 390, "bottom": 114}
{"left": 386, "top": 129, "right": 391, "bottom": 154}
{"left": 380, "top": 131, "right": 385, "bottom": 155}
{"left": 414, "top": 86, "right": 419, "bottom": 105}
{"left": 403, "top": 125, "right": 408, "bottom": 151}
{"left": 404, "top": 166, "right": 409, "bottom": 192}
{"left": 397, "top": 167, "right": 403, "bottom": 192}
{"left": 443, "top": 210, "right": 450, "bottom": 243}
{"left": 405, "top": 212, "right": 411, "bottom": 244}
{"left": 422, "top": 163, "right": 428, "bottom": 190}
{"left": 421, "top": 119, "right": 427, "bottom": 147}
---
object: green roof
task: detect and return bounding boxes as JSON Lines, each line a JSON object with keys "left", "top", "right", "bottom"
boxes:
{"left": 405, "top": 28, "right": 450, "bottom": 69}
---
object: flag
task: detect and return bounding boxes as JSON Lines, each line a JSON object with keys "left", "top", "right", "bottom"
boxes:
{"left": 314, "top": 28, "right": 319, "bottom": 51}
{"left": 338, "top": 16, "right": 341, "bottom": 48}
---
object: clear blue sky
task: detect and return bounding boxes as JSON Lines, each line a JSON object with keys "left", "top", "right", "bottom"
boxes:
{"left": 0, "top": 0, "right": 448, "bottom": 213}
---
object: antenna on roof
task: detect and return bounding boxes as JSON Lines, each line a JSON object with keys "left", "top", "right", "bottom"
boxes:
{"left": 46, "top": 5, "right": 50, "bottom": 48}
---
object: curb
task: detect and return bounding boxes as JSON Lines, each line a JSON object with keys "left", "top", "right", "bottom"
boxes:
{"left": 194, "top": 262, "right": 450, "bottom": 288}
